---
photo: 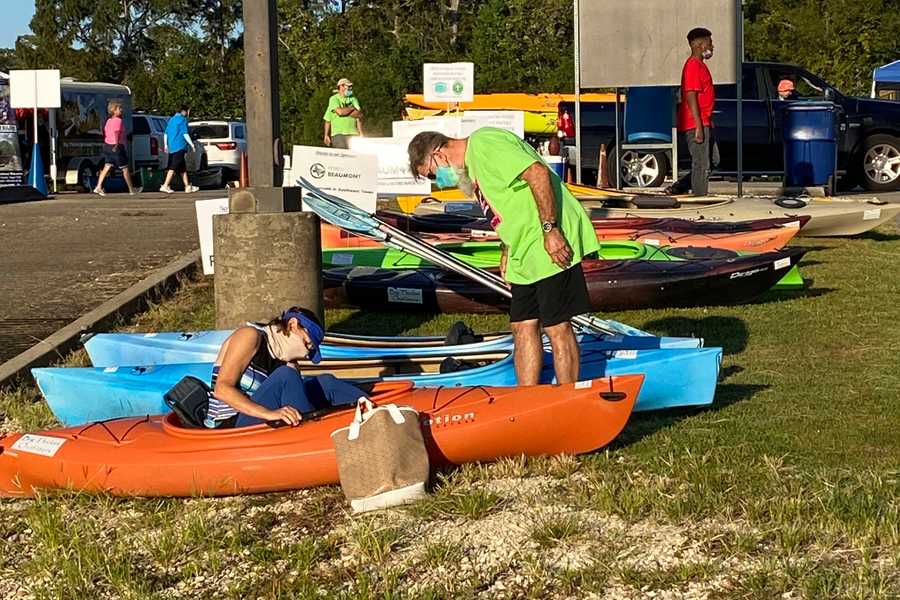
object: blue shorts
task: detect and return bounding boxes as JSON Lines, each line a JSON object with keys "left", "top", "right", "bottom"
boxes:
{"left": 103, "top": 144, "right": 129, "bottom": 169}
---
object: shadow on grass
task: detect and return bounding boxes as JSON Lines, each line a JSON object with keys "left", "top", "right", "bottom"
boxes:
{"left": 328, "top": 310, "right": 435, "bottom": 336}
{"left": 643, "top": 316, "right": 749, "bottom": 355}
{"left": 611, "top": 383, "right": 769, "bottom": 448}
{"left": 858, "top": 230, "right": 900, "bottom": 242}
{"left": 752, "top": 287, "right": 836, "bottom": 305}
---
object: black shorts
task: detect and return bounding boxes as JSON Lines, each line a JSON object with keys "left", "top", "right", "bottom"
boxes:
{"left": 167, "top": 149, "right": 187, "bottom": 173}
{"left": 103, "top": 144, "right": 129, "bottom": 169}
{"left": 509, "top": 263, "right": 592, "bottom": 327}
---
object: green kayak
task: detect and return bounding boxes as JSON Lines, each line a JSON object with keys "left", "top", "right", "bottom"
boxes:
{"left": 322, "top": 241, "right": 804, "bottom": 291}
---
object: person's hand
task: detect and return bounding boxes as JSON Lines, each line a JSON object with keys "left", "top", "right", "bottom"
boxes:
{"left": 323, "top": 134, "right": 332, "bottom": 146}
{"left": 500, "top": 248, "right": 508, "bottom": 279}
{"left": 694, "top": 127, "right": 705, "bottom": 144}
{"left": 544, "top": 228, "right": 573, "bottom": 269}
{"left": 267, "top": 406, "right": 302, "bottom": 426}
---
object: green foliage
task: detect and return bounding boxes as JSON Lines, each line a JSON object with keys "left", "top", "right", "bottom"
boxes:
{"left": 745, "top": 0, "right": 900, "bottom": 96}
{"left": 7, "top": 0, "right": 900, "bottom": 145}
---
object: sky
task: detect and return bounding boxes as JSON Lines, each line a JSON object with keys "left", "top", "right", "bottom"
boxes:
{"left": 2, "top": 0, "right": 35, "bottom": 49}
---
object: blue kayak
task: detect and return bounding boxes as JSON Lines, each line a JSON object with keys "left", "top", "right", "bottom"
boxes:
{"left": 35, "top": 335, "right": 722, "bottom": 426}
{"left": 83, "top": 320, "right": 662, "bottom": 367}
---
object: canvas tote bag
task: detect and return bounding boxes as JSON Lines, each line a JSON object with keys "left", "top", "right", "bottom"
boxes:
{"left": 331, "top": 398, "right": 430, "bottom": 513}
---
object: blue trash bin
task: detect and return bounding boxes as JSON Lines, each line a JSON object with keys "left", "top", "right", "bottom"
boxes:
{"left": 783, "top": 102, "right": 838, "bottom": 193}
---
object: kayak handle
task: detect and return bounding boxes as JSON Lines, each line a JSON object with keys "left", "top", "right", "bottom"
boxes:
{"left": 599, "top": 391, "right": 627, "bottom": 402}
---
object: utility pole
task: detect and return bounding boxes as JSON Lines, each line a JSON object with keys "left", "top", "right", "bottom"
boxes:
{"left": 213, "top": 0, "right": 324, "bottom": 328}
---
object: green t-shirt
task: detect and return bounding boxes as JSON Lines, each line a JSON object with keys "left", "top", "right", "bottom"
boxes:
{"left": 323, "top": 93, "right": 361, "bottom": 136}
{"left": 464, "top": 127, "right": 600, "bottom": 285}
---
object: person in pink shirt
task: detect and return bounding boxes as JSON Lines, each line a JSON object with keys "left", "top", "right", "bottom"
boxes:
{"left": 94, "top": 100, "right": 141, "bottom": 196}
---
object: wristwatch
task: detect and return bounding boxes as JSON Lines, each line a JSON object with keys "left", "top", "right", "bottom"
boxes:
{"left": 541, "top": 220, "right": 557, "bottom": 234}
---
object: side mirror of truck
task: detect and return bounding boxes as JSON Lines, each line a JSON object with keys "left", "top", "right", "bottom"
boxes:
{"left": 825, "top": 88, "right": 836, "bottom": 101}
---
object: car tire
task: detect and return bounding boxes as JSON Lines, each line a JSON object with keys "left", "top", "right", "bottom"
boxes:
{"left": 79, "top": 163, "right": 98, "bottom": 192}
{"left": 859, "top": 134, "right": 900, "bottom": 192}
{"left": 605, "top": 145, "right": 669, "bottom": 188}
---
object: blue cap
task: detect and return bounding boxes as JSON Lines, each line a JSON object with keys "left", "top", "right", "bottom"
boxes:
{"left": 283, "top": 310, "right": 324, "bottom": 364}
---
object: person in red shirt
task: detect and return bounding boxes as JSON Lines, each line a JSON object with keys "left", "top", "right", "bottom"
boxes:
{"left": 668, "top": 27, "right": 716, "bottom": 196}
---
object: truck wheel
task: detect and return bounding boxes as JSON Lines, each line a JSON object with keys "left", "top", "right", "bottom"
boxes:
{"left": 860, "top": 134, "right": 900, "bottom": 191}
{"left": 606, "top": 146, "right": 668, "bottom": 188}
{"left": 79, "top": 164, "right": 98, "bottom": 192}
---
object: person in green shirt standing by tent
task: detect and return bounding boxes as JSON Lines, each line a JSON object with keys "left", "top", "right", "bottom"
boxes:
{"left": 323, "top": 78, "right": 363, "bottom": 149}
{"left": 407, "top": 127, "right": 600, "bottom": 385}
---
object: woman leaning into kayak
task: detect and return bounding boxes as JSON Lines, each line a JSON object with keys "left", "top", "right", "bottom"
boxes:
{"left": 208, "top": 306, "right": 366, "bottom": 428}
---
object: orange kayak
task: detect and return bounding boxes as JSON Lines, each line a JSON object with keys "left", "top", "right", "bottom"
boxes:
{"left": 0, "top": 376, "right": 641, "bottom": 498}
{"left": 322, "top": 216, "right": 806, "bottom": 254}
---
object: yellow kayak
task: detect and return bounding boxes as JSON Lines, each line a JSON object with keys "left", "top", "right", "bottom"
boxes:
{"left": 403, "top": 93, "right": 616, "bottom": 137}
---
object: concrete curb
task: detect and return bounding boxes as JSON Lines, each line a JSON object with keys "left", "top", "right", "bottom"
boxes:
{"left": 0, "top": 250, "right": 202, "bottom": 389}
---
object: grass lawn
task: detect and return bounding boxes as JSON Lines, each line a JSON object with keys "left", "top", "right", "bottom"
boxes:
{"left": 1, "top": 222, "right": 899, "bottom": 599}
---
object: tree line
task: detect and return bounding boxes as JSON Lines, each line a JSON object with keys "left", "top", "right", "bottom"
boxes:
{"left": 2, "top": 0, "right": 899, "bottom": 147}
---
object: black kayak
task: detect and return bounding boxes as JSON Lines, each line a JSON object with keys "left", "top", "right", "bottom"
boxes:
{"left": 323, "top": 247, "right": 807, "bottom": 313}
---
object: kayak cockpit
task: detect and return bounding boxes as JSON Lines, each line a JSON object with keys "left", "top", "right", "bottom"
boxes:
{"left": 161, "top": 380, "right": 417, "bottom": 437}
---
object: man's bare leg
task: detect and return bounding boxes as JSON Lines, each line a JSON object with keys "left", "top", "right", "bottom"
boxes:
{"left": 511, "top": 319, "right": 543, "bottom": 385}
{"left": 544, "top": 321, "right": 580, "bottom": 384}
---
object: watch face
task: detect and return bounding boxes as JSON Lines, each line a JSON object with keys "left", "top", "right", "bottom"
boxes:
{"left": 542, "top": 222, "right": 553, "bottom": 232}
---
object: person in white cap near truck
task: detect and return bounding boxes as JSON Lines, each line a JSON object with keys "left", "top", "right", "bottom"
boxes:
{"left": 323, "top": 78, "right": 363, "bottom": 149}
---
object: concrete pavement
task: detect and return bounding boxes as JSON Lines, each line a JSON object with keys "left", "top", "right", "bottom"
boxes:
{"left": 0, "top": 190, "right": 223, "bottom": 363}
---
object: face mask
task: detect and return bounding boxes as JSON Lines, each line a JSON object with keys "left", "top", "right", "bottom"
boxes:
{"left": 435, "top": 165, "right": 459, "bottom": 189}
{"left": 264, "top": 324, "right": 312, "bottom": 364}
{"left": 345, "top": 89, "right": 354, "bottom": 98}
{"left": 702, "top": 49, "right": 714, "bottom": 60}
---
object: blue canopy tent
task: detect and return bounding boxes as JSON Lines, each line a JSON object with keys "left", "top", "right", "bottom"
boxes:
{"left": 872, "top": 60, "right": 900, "bottom": 99}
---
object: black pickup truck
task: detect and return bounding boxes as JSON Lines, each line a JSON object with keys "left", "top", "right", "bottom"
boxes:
{"left": 560, "top": 61, "right": 900, "bottom": 191}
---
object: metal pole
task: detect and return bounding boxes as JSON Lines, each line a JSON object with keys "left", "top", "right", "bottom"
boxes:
{"left": 573, "top": 0, "right": 582, "bottom": 184}
{"left": 614, "top": 88, "right": 621, "bottom": 190}
{"left": 242, "top": 0, "right": 282, "bottom": 187}
{"left": 736, "top": 0, "right": 744, "bottom": 197}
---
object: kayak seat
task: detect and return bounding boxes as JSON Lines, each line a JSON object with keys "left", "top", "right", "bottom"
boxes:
{"left": 631, "top": 196, "right": 681, "bottom": 209}
{"left": 444, "top": 321, "right": 484, "bottom": 346}
{"left": 439, "top": 357, "right": 482, "bottom": 374}
{"left": 667, "top": 247, "right": 739, "bottom": 260}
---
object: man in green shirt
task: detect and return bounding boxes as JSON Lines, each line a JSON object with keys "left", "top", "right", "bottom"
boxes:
{"left": 408, "top": 127, "right": 600, "bottom": 385}
{"left": 323, "top": 78, "right": 363, "bottom": 149}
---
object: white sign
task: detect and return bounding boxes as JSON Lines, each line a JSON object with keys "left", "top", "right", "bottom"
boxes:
{"left": 9, "top": 69, "right": 61, "bottom": 109}
{"left": 195, "top": 197, "right": 230, "bottom": 275}
{"left": 387, "top": 287, "right": 424, "bottom": 304}
{"left": 392, "top": 116, "right": 463, "bottom": 139}
{"left": 392, "top": 111, "right": 525, "bottom": 142}
{"left": 348, "top": 137, "right": 431, "bottom": 195}
{"left": 11, "top": 434, "right": 66, "bottom": 457}
{"left": 461, "top": 110, "right": 525, "bottom": 139}
{"left": 423, "top": 63, "right": 474, "bottom": 103}
{"left": 290, "top": 146, "right": 377, "bottom": 213}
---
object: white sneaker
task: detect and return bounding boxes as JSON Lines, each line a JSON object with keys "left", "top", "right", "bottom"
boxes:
{"left": 92, "top": 187, "right": 105, "bottom": 197}
{"left": 160, "top": 184, "right": 174, "bottom": 194}
{"left": 130, "top": 187, "right": 143, "bottom": 195}
{"left": 185, "top": 185, "right": 199, "bottom": 194}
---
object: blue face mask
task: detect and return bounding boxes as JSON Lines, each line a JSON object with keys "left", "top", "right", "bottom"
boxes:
{"left": 345, "top": 89, "right": 354, "bottom": 98}
{"left": 435, "top": 165, "right": 459, "bottom": 189}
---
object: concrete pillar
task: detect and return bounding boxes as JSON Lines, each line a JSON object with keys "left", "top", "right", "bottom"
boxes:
{"left": 214, "top": 212, "right": 324, "bottom": 328}
{"left": 214, "top": 0, "right": 324, "bottom": 328}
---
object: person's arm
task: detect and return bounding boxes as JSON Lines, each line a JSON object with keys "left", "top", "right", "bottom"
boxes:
{"left": 323, "top": 120, "right": 332, "bottom": 146}
{"left": 519, "top": 162, "right": 573, "bottom": 269}
{"left": 163, "top": 131, "right": 169, "bottom": 153}
{"left": 183, "top": 132, "right": 196, "bottom": 151}
{"left": 499, "top": 242, "right": 508, "bottom": 278}
{"left": 213, "top": 328, "right": 302, "bottom": 425}
{"left": 686, "top": 91, "right": 704, "bottom": 142}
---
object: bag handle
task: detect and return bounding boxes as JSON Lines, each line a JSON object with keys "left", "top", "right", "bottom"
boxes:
{"left": 347, "top": 397, "right": 406, "bottom": 441}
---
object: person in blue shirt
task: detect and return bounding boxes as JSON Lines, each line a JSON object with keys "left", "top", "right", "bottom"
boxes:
{"left": 161, "top": 104, "right": 199, "bottom": 194}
